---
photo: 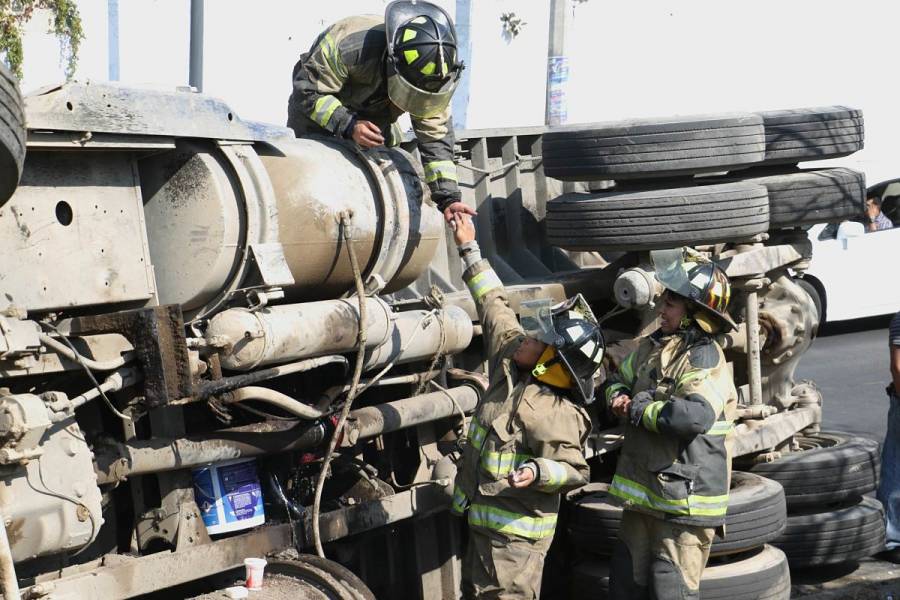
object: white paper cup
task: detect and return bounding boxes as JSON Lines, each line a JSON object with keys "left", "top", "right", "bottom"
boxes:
{"left": 243, "top": 557, "right": 267, "bottom": 590}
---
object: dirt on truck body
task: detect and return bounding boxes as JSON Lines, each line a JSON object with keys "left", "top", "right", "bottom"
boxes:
{"left": 0, "top": 72, "right": 883, "bottom": 599}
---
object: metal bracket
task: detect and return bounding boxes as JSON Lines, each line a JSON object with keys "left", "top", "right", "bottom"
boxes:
{"left": 69, "top": 306, "right": 192, "bottom": 408}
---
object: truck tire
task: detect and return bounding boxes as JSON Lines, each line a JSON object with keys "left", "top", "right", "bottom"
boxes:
{"left": 773, "top": 496, "right": 886, "bottom": 569}
{"left": 700, "top": 545, "right": 791, "bottom": 600}
{"left": 545, "top": 182, "right": 769, "bottom": 251}
{"left": 747, "top": 431, "right": 880, "bottom": 508}
{"left": 702, "top": 168, "right": 865, "bottom": 228}
{"left": 0, "top": 61, "right": 25, "bottom": 208}
{"left": 756, "top": 106, "right": 863, "bottom": 166}
{"left": 795, "top": 277, "right": 824, "bottom": 325}
{"left": 269, "top": 550, "right": 376, "bottom": 600}
{"left": 569, "top": 545, "right": 790, "bottom": 600}
{"left": 566, "top": 472, "right": 786, "bottom": 558}
{"left": 542, "top": 114, "right": 765, "bottom": 181}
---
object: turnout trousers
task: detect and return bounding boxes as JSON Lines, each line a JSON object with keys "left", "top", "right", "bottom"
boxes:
{"left": 609, "top": 509, "right": 714, "bottom": 600}
{"left": 462, "top": 528, "right": 552, "bottom": 600}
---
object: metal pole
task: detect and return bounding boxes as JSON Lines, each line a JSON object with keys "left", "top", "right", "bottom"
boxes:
{"left": 746, "top": 290, "right": 763, "bottom": 405}
{"left": 0, "top": 511, "right": 20, "bottom": 600}
{"left": 189, "top": 0, "right": 204, "bottom": 91}
{"left": 107, "top": 0, "right": 120, "bottom": 81}
{"left": 345, "top": 385, "right": 478, "bottom": 442}
{"left": 545, "top": 0, "right": 569, "bottom": 126}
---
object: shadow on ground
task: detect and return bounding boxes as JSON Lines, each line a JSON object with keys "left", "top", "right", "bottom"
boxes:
{"left": 792, "top": 558, "right": 900, "bottom": 598}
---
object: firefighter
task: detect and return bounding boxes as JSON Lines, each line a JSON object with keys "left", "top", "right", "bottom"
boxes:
{"left": 287, "top": 0, "right": 473, "bottom": 222}
{"left": 448, "top": 212, "right": 603, "bottom": 599}
{"left": 606, "top": 249, "right": 739, "bottom": 600}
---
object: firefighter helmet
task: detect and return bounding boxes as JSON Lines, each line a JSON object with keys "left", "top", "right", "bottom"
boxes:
{"left": 385, "top": 1, "right": 464, "bottom": 118}
{"left": 520, "top": 294, "right": 605, "bottom": 404}
{"left": 651, "top": 249, "right": 737, "bottom": 333}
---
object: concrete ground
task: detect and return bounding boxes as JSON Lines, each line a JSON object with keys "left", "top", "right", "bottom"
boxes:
{"left": 792, "top": 558, "right": 900, "bottom": 598}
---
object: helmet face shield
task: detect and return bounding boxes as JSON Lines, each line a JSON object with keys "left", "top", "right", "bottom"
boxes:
{"left": 519, "top": 298, "right": 560, "bottom": 346}
{"left": 651, "top": 248, "right": 693, "bottom": 299}
{"left": 386, "top": 66, "right": 458, "bottom": 118}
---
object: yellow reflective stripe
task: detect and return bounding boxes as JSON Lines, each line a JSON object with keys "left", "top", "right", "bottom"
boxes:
{"left": 421, "top": 61, "right": 436, "bottom": 75}
{"left": 311, "top": 95, "right": 342, "bottom": 128}
{"left": 480, "top": 451, "right": 533, "bottom": 478}
{"left": 451, "top": 485, "right": 469, "bottom": 515}
{"left": 641, "top": 400, "right": 666, "bottom": 433}
{"left": 620, "top": 352, "right": 637, "bottom": 383}
{"left": 605, "top": 382, "right": 629, "bottom": 403}
{"left": 467, "top": 417, "right": 488, "bottom": 451}
{"left": 467, "top": 269, "right": 502, "bottom": 301}
{"left": 424, "top": 160, "right": 458, "bottom": 183}
{"left": 707, "top": 420, "right": 733, "bottom": 436}
{"left": 319, "top": 33, "right": 347, "bottom": 79}
{"left": 676, "top": 369, "right": 707, "bottom": 389}
{"left": 538, "top": 459, "right": 569, "bottom": 492}
{"left": 402, "top": 28, "right": 417, "bottom": 42}
{"left": 609, "top": 475, "right": 728, "bottom": 517}
{"left": 468, "top": 504, "right": 557, "bottom": 540}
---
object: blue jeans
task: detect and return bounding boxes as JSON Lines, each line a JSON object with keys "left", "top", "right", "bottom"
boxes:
{"left": 878, "top": 389, "right": 900, "bottom": 550}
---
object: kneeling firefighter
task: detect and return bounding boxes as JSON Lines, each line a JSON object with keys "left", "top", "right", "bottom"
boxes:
{"left": 606, "top": 249, "right": 739, "bottom": 599}
{"left": 448, "top": 213, "right": 604, "bottom": 599}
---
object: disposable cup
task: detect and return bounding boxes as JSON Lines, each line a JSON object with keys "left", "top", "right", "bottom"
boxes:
{"left": 244, "top": 557, "right": 267, "bottom": 590}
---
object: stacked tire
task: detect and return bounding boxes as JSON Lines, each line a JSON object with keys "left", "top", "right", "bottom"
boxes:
{"left": 564, "top": 472, "right": 791, "bottom": 599}
{"left": 745, "top": 431, "right": 885, "bottom": 569}
{"left": 542, "top": 106, "right": 864, "bottom": 252}
{"left": 0, "top": 61, "right": 25, "bottom": 209}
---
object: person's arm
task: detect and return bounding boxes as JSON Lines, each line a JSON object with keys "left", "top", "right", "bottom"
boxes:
{"left": 512, "top": 391, "right": 590, "bottom": 494}
{"left": 289, "top": 29, "right": 383, "bottom": 147}
{"left": 891, "top": 345, "right": 900, "bottom": 393}
{"left": 413, "top": 108, "right": 474, "bottom": 221}
{"left": 605, "top": 350, "right": 638, "bottom": 407}
{"left": 453, "top": 213, "right": 523, "bottom": 364}
{"left": 890, "top": 313, "right": 900, "bottom": 392}
{"left": 627, "top": 344, "right": 724, "bottom": 439}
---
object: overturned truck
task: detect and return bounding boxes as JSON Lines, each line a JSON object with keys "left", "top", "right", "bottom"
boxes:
{"left": 0, "top": 75, "right": 880, "bottom": 599}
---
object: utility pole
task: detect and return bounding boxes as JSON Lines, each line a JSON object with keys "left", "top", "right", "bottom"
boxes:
{"left": 189, "top": 0, "right": 204, "bottom": 91}
{"left": 544, "top": 0, "right": 569, "bottom": 126}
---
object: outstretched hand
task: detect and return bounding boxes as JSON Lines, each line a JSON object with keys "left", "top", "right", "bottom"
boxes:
{"left": 443, "top": 201, "right": 477, "bottom": 223}
{"left": 451, "top": 212, "right": 476, "bottom": 246}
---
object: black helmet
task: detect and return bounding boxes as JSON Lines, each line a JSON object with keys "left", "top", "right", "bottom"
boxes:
{"left": 651, "top": 249, "right": 737, "bottom": 333}
{"left": 520, "top": 294, "right": 606, "bottom": 404}
{"left": 385, "top": 1, "right": 464, "bottom": 118}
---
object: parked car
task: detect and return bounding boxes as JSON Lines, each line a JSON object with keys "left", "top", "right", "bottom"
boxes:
{"left": 798, "top": 182, "right": 900, "bottom": 324}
